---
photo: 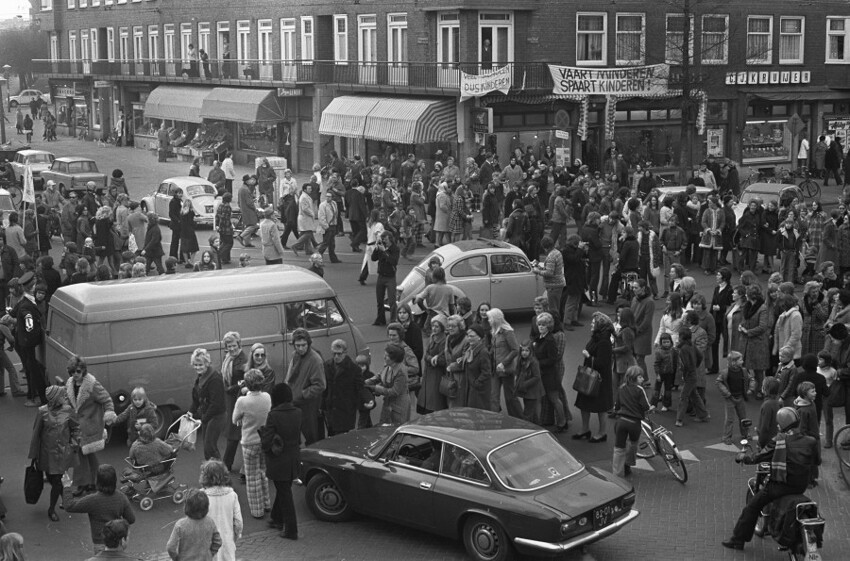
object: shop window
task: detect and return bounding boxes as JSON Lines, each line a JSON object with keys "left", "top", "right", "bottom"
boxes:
{"left": 501, "top": 114, "right": 522, "bottom": 128}
{"left": 823, "top": 103, "right": 835, "bottom": 114}
{"left": 742, "top": 119, "right": 790, "bottom": 164}
{"left": 239, "top": 122, "right": 277, "bottom": 155}
{"left": 615, "top": 110, "right": 629, "bottom": 121}
{"left": 55, "top": 98, "right": 72, "bottom": 125}
{"left": 826, "top": 17, "right": 850, "bottom": 63}
{"left": 669, "top": 109, "right": 681, "bottom": 120}
{"left": 576, "top": 13, "right": 606, "bottom": 65}
{"left": 701, "top": 15, "right": 728, "bottom": 64}
{"left": 706, "top": 101, "right": 727, "bottom": 121}
{"left": 746, "top": 16, "right": 773, "bottom": 64}
{"left": 772, "top": 105, "right": 787, "bottom": 116}
{"left": 615, "top": 13, "right": 644, "bottom": 65}
{"left": 74, "top": 100, "right": 88, "bottom": 130}
{"left": 92, "top": 92, "right": 101, "bottom": 131}
{"left": 650, "top": 110, "right": 667, "bottom": 120}
{"left": 665, "top": 14, "right": 693, "bottom": 64}
{"left": 779, "top": 17, "right": 804, "bottom": 64}
{"left": 525, "top": 113, "right": 546, "bottom": 126}
{"left": 614, "top": 126, "right": 680, "bottom": 168}
{"left": 631, "top": 110, "right": 649, "bottom": 121}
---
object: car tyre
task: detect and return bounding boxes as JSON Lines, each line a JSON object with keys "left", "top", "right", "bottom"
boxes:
{"left": 305, "top": 473, "right": 353, "bottom": 522}
{"left": 9, "top": 100, "right": 17, "bottom": 109}
{"left": 463, "top": 515, "right": 514, "bottom": 561}
{"left": 153, "top": 406, "right": 174, "bottom": 440}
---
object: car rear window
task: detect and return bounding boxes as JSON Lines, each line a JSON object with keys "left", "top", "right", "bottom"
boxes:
{"left": 27, "top": 153, "right": 54, "bottom": 164}
{"left": 67, "top": 161, "right": 98, "bottom": 173}
{"left": 488, "top": 433, "right": 583, "bottom": 491}
{"left": 186, "top": 184, "right": 216, "bottom": 197}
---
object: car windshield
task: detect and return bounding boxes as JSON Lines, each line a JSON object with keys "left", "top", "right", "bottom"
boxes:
{"left": 27, "top": 153, "right": 54, "bottom": 164}
{"left": 186, "top": 184, "right": 216, "bottom": 197}
{"left": 0, "top": 195, "right": 16, "bottom": 212}
{"left": 740, "top": 191, "right": 780, "bottom": 206}
{"left": 67, "top": 161, "right": 98, "bottom": 173}
{"left": 488, "top": 433, "right": 583, "bottom": 491}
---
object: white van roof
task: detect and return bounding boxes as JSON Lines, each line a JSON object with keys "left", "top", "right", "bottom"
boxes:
{"left": 50, "top": 265, "right": 334, "bottom": 322}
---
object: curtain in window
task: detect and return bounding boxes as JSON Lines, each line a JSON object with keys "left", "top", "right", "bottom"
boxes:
{"left": 578, "top": 16, "right": 604, "bottom": 61}
{"left": 779, "top": 19, "right": 801, "bottom": 61}
{"left": 616, "top": 16, "right": 642, "bottom": 61}
{"left": 747, "top": 18, "right": 770, "bottom": 60}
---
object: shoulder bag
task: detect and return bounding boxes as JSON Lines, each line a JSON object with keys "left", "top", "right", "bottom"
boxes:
{"left": 573, "top": 358, "right": 602, "bottom": 398}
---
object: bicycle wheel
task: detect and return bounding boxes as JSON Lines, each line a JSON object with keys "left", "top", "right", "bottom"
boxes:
{"left": 636, "top": 423, "right": 657, "bottom": 459}
{"left": 800, "top": 179, "right": 820, "bottom": 199}
{"left": 834, "top": 424, "right": 850, "bottom": 487}
{"left": 658, "top": 434, "right": 688, "bottom": 483}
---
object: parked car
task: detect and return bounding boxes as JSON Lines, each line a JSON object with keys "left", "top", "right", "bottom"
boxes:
{"left": 300, "top": 408, "right": 638, "bottom": 561}
{"left": 10, "top": 149, "right": 55, "bottom": 188}
{"left": 655, "top": 185, "right": 715, "bottom": 205}
{"left": 0, "top": 187, "right": 18, "bottom": 226}
{"left": 733, "top": 183, "right": 804, "bottom": 221}
{"left": 40, "top": 156, "right": 108, "bottom": 196}
{"left": 8, "top": 89, "right": 50, "bottom": 110}
{"left": 140, "top": 176, "right": 220, "bottom": 226}
{"left": 396, "top": 240, "right": 543, "bottom": 314}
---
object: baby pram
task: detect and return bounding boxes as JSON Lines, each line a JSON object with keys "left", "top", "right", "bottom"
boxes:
{"left": 119, "top": 414, "right": 202, "bottom": 511}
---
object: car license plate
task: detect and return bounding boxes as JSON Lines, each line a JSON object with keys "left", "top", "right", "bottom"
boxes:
{"left": 593, "top": 504, "right": 615, "bottom": 529}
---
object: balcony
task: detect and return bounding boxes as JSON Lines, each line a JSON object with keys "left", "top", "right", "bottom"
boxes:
{"left": 32, "top": 58, "right": 556, "bottom": 95}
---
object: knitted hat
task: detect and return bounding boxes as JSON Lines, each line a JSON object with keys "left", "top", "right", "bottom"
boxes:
{"left": 468, "top": 323, "right": 486, "bottom": 339}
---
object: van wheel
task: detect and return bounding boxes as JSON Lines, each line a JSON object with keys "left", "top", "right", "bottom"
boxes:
{"left": 154, "top": 406, "right": 174, "bottom": 439}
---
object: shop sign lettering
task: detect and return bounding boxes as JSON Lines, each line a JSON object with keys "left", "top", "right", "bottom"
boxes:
{"left": 54, "top": 86, "right": 76, "bottom": 97}
{"left": 548, "top": 63, "right": 670, "bottom": 95}
{"left": 725, "top": 71, "right": 810, "bottom": 85}
{"left": 460, "top": 66, "right": 512, "bottom": 101}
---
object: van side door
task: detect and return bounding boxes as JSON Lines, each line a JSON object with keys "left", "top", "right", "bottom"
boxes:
{"left": 219, "top": 306, "right": 287, "bottom": 384}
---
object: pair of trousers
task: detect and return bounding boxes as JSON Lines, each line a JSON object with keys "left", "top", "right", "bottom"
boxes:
{"left": 145, "top": 255, "right": 164, "bottom": 275}
{"left": 218, "top": 233, "right": 233, "bottom": 265}
{"left": 612, "top": 417, "right": 640, "bottom": 477}
{"left": 169, "top": 226, "right": 181, "bottom": 258}
{"left": 722, "top": 396, "right": 748, "bottom": 441}
{"left": 242, "top": 443, "right": 270, "bottom": 518}
{"left": 295, "top": 398, "right": 322, "bottom": 445}
{"left": 291, "top": 230, "right": 314, "bottom": 253}
{"left": 241, "top": 224, "right": 259, "bottom": 244}
{"left": 550, "top": 222, "right": 566, "bottom": 248}
{"left": 490, "top": 375, "right": 523, "bottom": 417}
{"left": 545, "top": 287, "right": 563, "bottom": 321}
{"left": 280, "top": 224, "right": 299, "bottom": 247}
{"left": 202, "top": 413, "right": 226, "bottom": 460}
{"left": 522, "top": 398, "right": 541, "bottom": 424}
{"left": 676, "top": 375, "right": 708, "bottom": 423}
{"left": 317, "top": 226, "right": 339, "bottom": 261}
{"left": 637, "top": 258, "right": 658, "bottom": 296}
{"left": 586, "top": 260, "right": 601, "bottom": 296}
{"left": 375, "top": 275, "right": 397, "bottom": 322}
{"left": 731, "top": 481, "right": 806, "bottom": 542}
{"left": 599, "top": 252, "right": 612, "bottom": 297}
{"left": 0, "top": 348, "right": 22, "bottom": 394}
{"left": 561, "top": 292, "right": 580, "bottom": 324}
{"left": 349, "top": 220, "right": 365, "bottom": 248}
{"left": 224, "top": 179, "right": 233, "bottom": 195}
{"left": 780, "top": 250, "right": 797, "bottom": 283}
{"left": 546, "top": 390, "right": 567, "bottom": 427}
{"left": 652, "top": 370, "right": 674, "bottom": 408}
{"left": 271, "top": 479, "right": 297, "bottom": 536}
{"left": 19, "top": 346, "right": 46, "bottom": 403}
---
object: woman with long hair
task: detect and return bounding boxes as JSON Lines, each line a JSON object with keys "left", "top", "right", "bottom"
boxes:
{"left": 612, "top": 365, "right": 651, "bottom": 477}
{"left": 366, "top": 344, "right": 411, "bottom": 424}
{"left": 612, "top": 307, "right": 637, "bottom": 412}
{"left": 739, "top": 284, "right": 771, "bottom": 394}
{"left": 417, "top": 314, "right": 448, "bottom": 414}
{"left": 220, "top": 332, "right": 247, "bottom": 473}
{"left": 533, "top": 312, "right": 567, "bottom": 432}
{"left": 199, "top": 459, "right": 243, "bottom": 558}
{"left": 180, "top": 198, "right": 199, "bottom": 267}
{"left": 655, "top": 291, "right": 684, "bottom": 347}
{"left": 488, "top": 308, "right": 522, "bottom": 417}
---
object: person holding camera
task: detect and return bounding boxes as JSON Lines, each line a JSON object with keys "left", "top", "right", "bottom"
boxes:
{"left": 371, "top": 232, "right": 400, "bottom": 326}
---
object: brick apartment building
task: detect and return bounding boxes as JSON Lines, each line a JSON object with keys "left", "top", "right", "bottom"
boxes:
{"left": 28, "top": 0, "right": 850, "bottom": 176}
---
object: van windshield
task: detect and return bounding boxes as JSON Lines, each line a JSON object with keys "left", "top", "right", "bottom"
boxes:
{"left": 49, "top": 312, "right": 76, "bottom": 350}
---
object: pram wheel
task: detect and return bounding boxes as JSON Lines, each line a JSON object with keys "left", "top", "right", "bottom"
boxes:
{"left": 139, "top": 497, "right": 154, "bottom": 511}
{"left": 172, "top": 490, "right": 186, "bottom": 504}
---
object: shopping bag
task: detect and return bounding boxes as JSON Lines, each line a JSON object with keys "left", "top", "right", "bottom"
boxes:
{"left": 572, "top": 364, "right": 602, "bottom": 398}
{"left": 177, "top": 415, "right": 198, "bottom": 451}
{"left": 24, "top": 460, "right": 44, "bottom": 504}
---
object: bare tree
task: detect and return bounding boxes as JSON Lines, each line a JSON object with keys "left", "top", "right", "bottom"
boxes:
{"left": 0, "top": 24, "right": 48, "bottom": 90}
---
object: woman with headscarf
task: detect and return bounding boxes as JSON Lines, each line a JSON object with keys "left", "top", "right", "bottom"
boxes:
{"left": 220, "top": 331, "right": 247, "bottom": 474}
{"left": 444, "top": 315, "right": 469, "bottom": 409}
{"left": 418, "top": 314, "right": 448, "bottom": 414}
{"left": 457, "top": 324, "right": 492, "bottom": 410}
{"left": 487, "top": 308, "right": 521, "bottom": 417}
{"left": 29, "top": 385, "right": 79, "bottom": 521}
{"left": 248, "top": 343, "right": 276, "bottom": 394}
{"left": 366, "top": 344, "right": 411, "bottom": 424}
{"left": 801, "top": 281, "right": 829, "bottom": 356}
{"left": 573, "top": 312, "right": 615, "bottom": 443}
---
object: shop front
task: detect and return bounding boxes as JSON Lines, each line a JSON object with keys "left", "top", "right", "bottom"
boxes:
{"left": 50, "top": 82, "right": 88, "bottom": 138}
{"left": 140, "top": 85, "right": 212, "bottom": 159}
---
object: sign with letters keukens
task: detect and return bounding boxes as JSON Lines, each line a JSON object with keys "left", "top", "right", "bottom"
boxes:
{"left": 460, "top": 65, "right": 512, "bottom": 101}
{"left": 548, "top": 63, "right": 670, "bottom": 96}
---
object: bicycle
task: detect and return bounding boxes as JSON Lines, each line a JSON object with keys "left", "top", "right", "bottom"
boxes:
{"left": 635, "top": 411, "right": 688, "bottom": 483}
{"left": 833, "top": 423, "right": 850, "bottom": 488}
{"left": 778, "top": 166, "right": 821, "bottom": 199}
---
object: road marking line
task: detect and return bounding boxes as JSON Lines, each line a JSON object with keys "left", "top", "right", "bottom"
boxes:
{"left": 678, "top": 450, "right": 700, "bottom": 463}
{"left": 633, "top": 459, "right": 655, "bottom": 471}
{"left": 705, "top": 443, "right": 742, "bottom": 453}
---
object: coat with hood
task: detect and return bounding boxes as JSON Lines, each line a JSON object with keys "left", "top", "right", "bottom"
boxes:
{"left": 773, "top": 305, "right": 803, "bottom": 358}
{"left": 418, "top": 315, "right": 448, "bottom": 413}
{"left": 29, "top": 386, "right": 80, "bottom": 474}
{"left": 65, "top": 373, "right": 116, "bottom": 455}
{"left": 575, "top": 322, "right": 614, "bottom": 413}
{"left": 740, "top": 297, "right": 771, "bottom": 370}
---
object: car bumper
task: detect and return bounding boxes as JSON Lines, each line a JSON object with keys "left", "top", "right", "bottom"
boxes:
{"left": 513, "top": 509, "right": 639, "bottom": 554}
{"left": 194, "top": 216, "right": 215, "bottom": 225}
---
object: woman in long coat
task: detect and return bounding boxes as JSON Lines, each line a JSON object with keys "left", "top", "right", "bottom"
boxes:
{"left": 459, "top": 324, "right": 491, "bottom": 411}
{"left": 262, "top": 383, "right": 301, "bottom": 540}
{"left": 359, "top": 209, "right": 385, "bottom": 284}
{"left": 417, "top": 314, "right": 448, "bottom": 414}
{"left": 449, "top": 185, "right": 470, "bottom": 242}
{"left": 533, "top": 312, "right": 567, "bottom": 430}
{"left": 723, "top": 285, "right": 747, "bottom": 355}
{"left": 760, "top": 200, "right": 780, "bottom": 273}
{"left": 813, "top": 136, "right": 828, "bottom": 177}
{"left": 64, "top": 356, "right": 116, "bottom": 490}
{"left": 92, "top": 206, "right": 114, "bottom": 271}
{"left": 574, "top": 312, "right": 614, "bottom": 442}
{"left": 739, "top": 284, "right": 771, "bottom": 389}
{"left": 179, "top": 198, "right": 199, "bottom": 265}
{"left": 221, "top": 331, "right": 248, "bottom": 473}
{"left": 434, "top": 183, "right": 452, "bottom": 246}
{"left": 444, "top": 315, "right": 468, "bottom": 409}
{"left": 367, "top": 344, "right": 411, "bottom": 424}
{"left": 699, "top": 196, "right": 725, "bottom": 273}
{"left": 29, "top": 385, "right": 79, "bottom": 521}
{"left": 801, "top": 281, "right": 829, "bottom": 356}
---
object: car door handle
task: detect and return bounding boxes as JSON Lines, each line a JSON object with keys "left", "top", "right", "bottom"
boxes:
{"left": 491, "top": 279, "right": 501, "bottom": 284}
{"left": 420, "top": 482, "right": 432, "bottom": 489}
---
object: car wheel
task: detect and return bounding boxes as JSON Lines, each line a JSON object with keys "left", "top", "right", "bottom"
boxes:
{"left": 153, "top": 406, "right": 174, "bottom": 440}
{"left": 9, "top": 100, "right": 17, "bottom": 109}
{"left": 463, "top": 515, "right": 514, "bottom": 561}
{"left": 305, "top": 473, "right": 353, "bottom": 522}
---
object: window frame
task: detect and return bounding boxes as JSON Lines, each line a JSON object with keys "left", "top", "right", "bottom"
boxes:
{"left": 69, "top": 30, "right": 78, "bottom": 62}
{"left": 50, "top": 32, "right": 59, "bottom": 60}
{"left": 665, "top": 14, "right": 694, "bottom": 64}
{"left": 615, "top": 12, "right": 645, "bottom": 66}
{"left": 301, "top": 16, "right": 314, "bottom": 62}
{"left": 478, "top": 11, "right": 514, "bottom": 68}
{"left": 258, "top": 19, "right": 273, "bottom": 64}
{"left": 90, "top": 28, "right": 99, "bottom": 61}
{"left": 119, "top": 27, "right": 128, "bottom": 60}
{"left": 778, "top": 16, "right": 804, "bottom": 65}
{"left": 132, "top": 26, "right": 144, "bottom": 62}
{"left": 358, "top": 14, "right": 378, "bottom": 63}
{"left": 576, "top": 12, "right": 607, "bottom": 66}
{"left": 106, "top": 27, "right": 115, "bottom": 62}
{"left": 280, "top": 18, "right": 296, "bottom": 62}
{"left": 333, "top": 14, "right": 349, "bottom": 64}
{"left": 147, "top": 25, "right": 159, "bottom": 61}
{"left": 41, "top": 0, "right": 53, "bottom": 11}
{"left": 746, "top": 15, "right": 773, "bottom": 65}
{"left": 163, "top": 24, "right": 175, "bottom": 63}
{"left": 700, "top": 14, "right": 729, "bottom": 65}
{"left": 387, "top": 13, "right": 408, "bottom": 64}
{"left": 826, "top": 17, "right": 850, "bottom": 64}
{"left": 437, "top": 11, "right": 459, "bottom": 65}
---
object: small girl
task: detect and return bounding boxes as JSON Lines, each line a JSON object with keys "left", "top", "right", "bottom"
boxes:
{"left": 399, "top": 209, "right": 417, "bottom": 259}
{"left": 166, "top": 489, "right": 222, "bottom": 561}
{"left": 113, "top": 387, "right": 158, "bottom": 446}
{"left": 818, "top": 351, "right": 838, "bottom": 448}
{"left": 194, "top": 250, "right": 218, "bottom": 272}
{"left": 514, "top": 341, "right": 544, "bottom": 424}
{"left": 652, "top": 333, "right": 677, "bottom": 411}
{"left": 355, "top": 354, "right": 376, "bottom": 429}
{"left": 238, "top": 253, "right": 251, "bottom": 268}
{"left": 613, "top": 366, "right": 651, "bottom": 477}
{"left": 82, "top": 237, "right": 96, "bottom": 263}
{"left": 757, "top": 377, "right": 782, "bottom": 450}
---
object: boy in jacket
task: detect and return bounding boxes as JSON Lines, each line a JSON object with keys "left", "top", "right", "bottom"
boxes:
{"left": 716, "top": 351, "right": 755, "bottom": 444}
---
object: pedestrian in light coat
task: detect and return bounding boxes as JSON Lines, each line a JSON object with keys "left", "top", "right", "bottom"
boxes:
{"left": 290, "top": 185, "right": 317, "bottom": 255}
{"left": 238, "top": 176, "right": 259, "bottom": 247}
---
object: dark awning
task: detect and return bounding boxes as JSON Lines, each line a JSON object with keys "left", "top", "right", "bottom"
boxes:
{"left": 747, "top": 87, "right": 850, "bottom": 102}
{"left": 199, "top": 88, "right": 285, "bottom": 123}
{"left": 143, "top": 86, "right": 213, "bottom": 123}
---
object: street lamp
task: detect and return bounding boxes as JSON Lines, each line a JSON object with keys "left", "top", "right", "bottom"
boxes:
{"left": 0, "top": 76, "right": 6, "bottom": 144}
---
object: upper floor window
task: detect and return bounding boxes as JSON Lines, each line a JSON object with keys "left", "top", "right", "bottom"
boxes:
{"left": 701, "top": 15, "right": 728, "bottom": 64}
{"left": 334, "top": 15, "right": 349, "bottom": 63}
{"left": 746, "top": 16, "right": 773, "bottom": 64}
{"left": 358, "top": 15, "right": 377, "bottom": 63}
{"left": 388, "top": 13, "right": 408, "bottom": 63}
{"left": 479, "top": 12, "right": 513, "bottom": 69}
{"left": 438, "top": 12, "right": 459, "bottom": 65}
{"left": 91, "top": 0, "right": 99, "bottom": 7}
{"left": 576, "top": 13, "right": 606, "bottom": 65}
{"left": 67, "top": 0, "right": 75, "bottom": 8}
{"left": 301, "top": 16, "right": 314, "bottom": 61}
{"left": 665, "top": 14, "right": 693, "bottom": 64}
{"left": 41, "top": 0, "right": 53, "bottom": 11}
{"left": 79, "top": 0, "right": 86, "bottom": 8}
{"left": 280, "top": 18, "right": 296, "bottom": 62}
{"left": 827, "top": 17, "right": 850, "bottom": 63}
{"left": 779, "top": 17, "right": 804, "bottom": 64}
{"left": 49, "top": 33, "right": 59, "bottom": 60}
{"left": 106, "top": 27, "right": 115, "bottom": 61}
{"left": 615, "top": 13, "right": 644, "bottom": 65}
{"left": 69, "top": 30, "right": 78, "bottom": 61}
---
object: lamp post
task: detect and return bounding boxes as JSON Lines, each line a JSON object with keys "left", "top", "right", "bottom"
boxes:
{"left": 0, "top": 76, "right": 6, "bottom": 144}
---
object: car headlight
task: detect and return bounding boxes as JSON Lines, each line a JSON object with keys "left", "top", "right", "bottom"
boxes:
{"left": 560, "top": 516, "right": 589, "bottom": 537}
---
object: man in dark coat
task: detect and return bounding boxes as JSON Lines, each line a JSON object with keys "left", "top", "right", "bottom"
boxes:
{"left": 262, "top": 383, "right": 302, "bottom": 539}
{"left": 0, "top": 234, "right": 20, "bottom": 308}
{"left": 168, "top": 188, "right": 183, "bottom": 261}
{"left": 13, "top": 272, "right": 47, "bottom": 406}
{"left": 322, "top": 340, "right": 365, "bottom": 436}
{"left": 347, "top": 185, "right": 368, "bottom": 252}
{"left": 238, "top": 175, "right": 259, "bottom": 247}
{"left": 141, "top": 212, "right": 165, "bottom": 274}
{"left": 560, "top": 234, "right": 587, "bottom": 330}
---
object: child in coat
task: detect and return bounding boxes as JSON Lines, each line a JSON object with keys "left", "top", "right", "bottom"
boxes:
{"left": 716, "top": 351, "right": 754, "bottom": 445}
{"left": 757, "top": 377, "right": 782, "bottom": 451}
{"left": 652, "top": 333, "right": 678, "bottom": 411}
{"left": 515, "top": 341, "right": 545, "bottom": 424}
{"left": 355, "top": 354, "right": 376, "bottom": 429}
{"left": 794, "top": 380, "right": 820, "bottom": 486}
{"left": 399, "top": 209, "right": 417, "bottom": 259}
{"left": 166, "top": 489, "right": 222, "bottom": 561}
{"left": 113, "top": 386, "right": 158, "bottom": 446}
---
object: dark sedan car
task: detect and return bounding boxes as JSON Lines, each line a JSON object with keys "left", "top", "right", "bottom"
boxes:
{"left": 300, "top": 409, "right": 638, "bottom": 561}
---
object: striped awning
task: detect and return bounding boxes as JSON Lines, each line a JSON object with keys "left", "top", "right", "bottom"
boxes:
{"left": 319, "top": 96, "right": 457, "bottom": 143}
{"left": 143, "top": 86, "right": 214, "bottom": 123}
{"left": 200, "top": 88, "right": 285, "bottom": 123}
{"left": 318, "top": 96, "right": 381, "bottom": 138}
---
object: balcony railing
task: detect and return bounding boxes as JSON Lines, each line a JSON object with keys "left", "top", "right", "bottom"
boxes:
{"left": 32, "top": 58, "right": 557, "bottom": 93}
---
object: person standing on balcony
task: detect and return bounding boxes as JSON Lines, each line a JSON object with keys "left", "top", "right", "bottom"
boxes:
{"left": 481, "top": 38, "right": 493, "bottom": 70}
{"left": 186, "top": 44, "right": 199, "bottom": 77}
{"left": 199, "top": 49, "right": 211, "bottom": 78}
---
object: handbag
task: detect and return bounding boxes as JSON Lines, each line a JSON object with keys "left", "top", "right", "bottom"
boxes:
{"left": 24, "top": 460, "right": 44, "bottom": 505}
{"left": 827, "top": 381, "right": 846, "bottom": 409}
{"left": 573, "top": 361, "right": 602, "bottom": 398}
{"left": 439, "top": 373, "right": 458, "bottom": 399}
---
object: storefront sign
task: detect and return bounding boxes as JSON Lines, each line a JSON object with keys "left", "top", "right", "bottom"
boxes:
{"left": 555, "top": 130, "right": 570, "bottom": 140}
{"left": 471, "top": 107, "right": 493, "bottom": 134}
{"left": 94, "top": 80, "right": 112, "bottom": 89}
{"left": 276, "top": 88, "right": 303, "bottom": 97}
{"left": 54, "top": 86, "right": 76, "bottom": 97}
{"left": 460, "top": 66, "right": 512, "bottom": 101}
{"left": 724, "top": 71, "right": 811, "bottom": 85}
{"left": 706, "top": 128, "right": 725, "bottom": 157}
{"left": 548, "top": 63, "right": 670, "bottom": 95}
{"left": 826, "top": 119, "right": 850, "bottom": 155}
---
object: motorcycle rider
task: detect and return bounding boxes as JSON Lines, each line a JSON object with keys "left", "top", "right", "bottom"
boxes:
{"left": 722, "top": 407, "right": 820, "bottom": 550}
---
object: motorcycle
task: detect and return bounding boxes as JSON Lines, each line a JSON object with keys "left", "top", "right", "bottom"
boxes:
{"left": 736, "top": 419, "right": 826, "bottom": 561}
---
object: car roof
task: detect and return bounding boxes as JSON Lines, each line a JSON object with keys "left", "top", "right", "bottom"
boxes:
{"left": 656, "top": 185, "right": 714, "bottom": 196}
{"left": 17, "top": 150, "right": 53, "bottom": 157}
{"left": 54, "top": 156, "right": 96, "bottom": 163}
{"left": 436, "top": 239, "right": 521, "bottom": 261}
{"left": 50, "top": 265, "right": 334, "bottom": 322}
{"left": 161, "top": 176, "right": 216, "bottom": 188}
{"left": 742, "top": 182, "right": 799, "bottom": 194}
{"left": 400, "top": 408, "right": 542, "bottom": 454}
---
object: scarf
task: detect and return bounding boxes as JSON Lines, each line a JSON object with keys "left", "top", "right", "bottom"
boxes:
{"left": 463, "top": 340, "right": 483, "bottom": 364}
{"left": 770, "top": 432, "right": 789, "bottom": 483}
{"left": 221, "top": 354, "right": 234, "bottom": 386}
{"left": 743, "top": 297, "right": 764, "bottom": 320}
